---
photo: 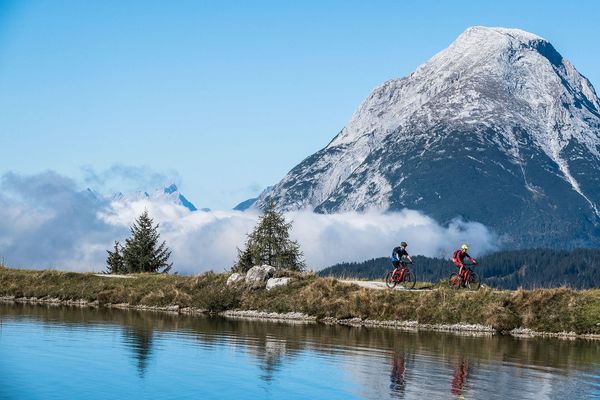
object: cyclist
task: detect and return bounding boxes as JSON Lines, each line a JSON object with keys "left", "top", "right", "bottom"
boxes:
{"left": 391, "top": 242, "right": 413, "bottom": 277}
{"left": 452, "top": 244, "right": 477, "bottom": 285}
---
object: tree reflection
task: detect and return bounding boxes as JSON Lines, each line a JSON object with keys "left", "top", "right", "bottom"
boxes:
{"left": 122, "top": 326, "right": 154, "bottom": 377}
{"left": 118, "top": 310, "right": 161, "bottom": 378}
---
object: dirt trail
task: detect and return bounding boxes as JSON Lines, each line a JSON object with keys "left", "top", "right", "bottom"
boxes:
{"left": 340, "top": 280, "right": 434, "bottom": 292}
{"left": 93, "top": 274, "right": 135, "bottom": 279}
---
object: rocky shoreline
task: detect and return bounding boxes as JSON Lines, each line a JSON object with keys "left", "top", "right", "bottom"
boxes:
{"left": 3, "top": 295, "right": 600, "bottom": 340}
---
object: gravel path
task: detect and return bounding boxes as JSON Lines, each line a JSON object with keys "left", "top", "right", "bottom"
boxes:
{"left": 340, "top": 280, "right": 433, "bottom": 292}
{"left": 93, "top": 274, "right": 136, "bottom": 279}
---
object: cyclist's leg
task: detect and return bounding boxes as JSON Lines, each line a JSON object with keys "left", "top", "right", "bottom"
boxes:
{"left": 399, "top": 262, "right": 407, "bottom": 281}
{"left": 455, "top": 262, "right": 466, "bottom": 286}
{"left": 392, "top": 261, "right": 400, "bottom": 277}
{"left": 453, "top": 261, "right": 462, "bottom": 278}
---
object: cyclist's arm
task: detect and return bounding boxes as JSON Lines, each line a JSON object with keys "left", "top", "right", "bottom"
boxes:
{"left": 464, "top": 252, "right": 476, "bottom": 263}
{"left": 407, "top": 255, "right": 413, "bottom": 262}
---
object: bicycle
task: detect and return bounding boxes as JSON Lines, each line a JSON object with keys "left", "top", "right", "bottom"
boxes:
{"left": 385, "top": 261, "right": 416, "bottom": 290}
{"left": 448, "top": 262, "right": 480, "bottom": 290}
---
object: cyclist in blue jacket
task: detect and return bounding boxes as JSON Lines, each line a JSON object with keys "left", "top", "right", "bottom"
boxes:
{"left": 391, "top": 242, "right": 413, "bottom": 276}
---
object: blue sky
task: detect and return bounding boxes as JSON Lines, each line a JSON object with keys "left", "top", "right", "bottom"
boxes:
{"left": 1, "top": 0, "right": 599, "bottom": 209}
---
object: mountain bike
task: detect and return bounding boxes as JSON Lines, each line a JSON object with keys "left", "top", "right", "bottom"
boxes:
{"left": 385, "top": 261, "right": 416, "bottom": 290}
{"left": 448, "top": 262, "right": 480, "bottom": 290}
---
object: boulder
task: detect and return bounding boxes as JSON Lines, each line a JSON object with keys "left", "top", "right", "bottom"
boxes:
{"left": 226, "top": 273, "right": 245, "bottom": 286}
{"left": 245, "top": 265, "right": 276, "bottom": 286}
{"left": 266, "top": 277, "right": 292, "bottom": 291}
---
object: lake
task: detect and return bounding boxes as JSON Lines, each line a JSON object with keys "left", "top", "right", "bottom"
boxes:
{"left": 1, "top": 302, "right": 599, "bottom": 399}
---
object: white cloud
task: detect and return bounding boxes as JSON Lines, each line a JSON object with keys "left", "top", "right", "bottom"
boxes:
{"left": 0, "top": 171, "right": 497, "bottom": 273}
{"left": 287, "top": 210, "right": 496, "bottom": 268}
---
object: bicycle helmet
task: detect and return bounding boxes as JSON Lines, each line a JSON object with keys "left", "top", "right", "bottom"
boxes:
{"left": 461, "top": 244, "right": 469, "bottom": 250}
{"left": 400, "top": 241, "right": 408, "bottom": 247}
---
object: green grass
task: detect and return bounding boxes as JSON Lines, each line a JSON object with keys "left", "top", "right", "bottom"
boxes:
{"left": 1, "top": 268, "right": 600, "bottom": 334}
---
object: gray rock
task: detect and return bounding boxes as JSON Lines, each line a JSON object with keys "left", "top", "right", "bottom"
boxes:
{"left": 245, "top": 265, "right": 276, "bottom": 286}
{"left": 227, "top": 273, "right": 245, "bottom": 286}
{"left": 266, "top": 277, "right": 291, "bottom": 291}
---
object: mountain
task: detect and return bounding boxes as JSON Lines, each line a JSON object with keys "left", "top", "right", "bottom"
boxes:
{"left": 235, "top": 186, "right": 272, "bottom": 211}
{"left": 163, "top": 184, "right": 198, "bottom": 211}
{"left": 233, "top": 197, "right": 258, "bottom": 211}
{"left": 319, "top": 248, "right": 600, "bottom": 290}
{"left": 255, "top": 26, "right": 600, "bottom": 247}
{"left": 113, "top": 184, "right": 198, "bottom": 212}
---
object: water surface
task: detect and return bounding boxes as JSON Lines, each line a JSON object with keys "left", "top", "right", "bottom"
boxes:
{"left": 1, "top": 303, "right": 599, "bottom": 399}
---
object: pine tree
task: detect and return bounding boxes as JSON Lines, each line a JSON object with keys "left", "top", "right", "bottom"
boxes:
{"left": 234, "top": 201, "right": 305, "bottom": 272}
{"left": 122, "top": 210, "right": 172, "bottom": 273}
{"left": 106, "top": 241, "right": 125, "bottom": 274}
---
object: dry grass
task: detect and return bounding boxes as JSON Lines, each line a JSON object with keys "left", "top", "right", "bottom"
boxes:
{"left": 1, "top": 268, "right": 600, "bottom": 334}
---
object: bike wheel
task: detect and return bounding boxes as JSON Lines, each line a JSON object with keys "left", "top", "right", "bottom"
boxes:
{"left": 448, "top": 272, "right": 461, "bottom": 289}
{"left": 466, "top": 272, "right": 481, "bottom": 291}
{"left": 385, "top": 271, "right": 397, "bottom": 289}
{"left": 399, "top": 270, "right": 416, "bottom": 290}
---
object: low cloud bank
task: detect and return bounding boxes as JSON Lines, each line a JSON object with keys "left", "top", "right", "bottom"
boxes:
{"left": 0, "top": 171, "right": 497, "bottom": 273}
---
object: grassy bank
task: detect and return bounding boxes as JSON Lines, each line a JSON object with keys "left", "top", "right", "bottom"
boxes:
{"left": 1, "top": 267, "right": 600, "bottom": 335}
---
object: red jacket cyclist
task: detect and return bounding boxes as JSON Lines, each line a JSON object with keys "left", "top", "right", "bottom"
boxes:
{"left": 452, "top": 244, "right": 477, "bottom": 282}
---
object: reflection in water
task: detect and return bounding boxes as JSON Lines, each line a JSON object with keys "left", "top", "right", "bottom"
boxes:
{"left": 451, "top": 358, "right": 469, "bottom": 397}
{"left": 389, "top": 352, "right": 409, "bottom": 398}
{"left": 122, "top": 327, "right": 154, "bottom": 377}
{"left": 2, "top": 303, "right": 600, "bottom": 399}
{"left": 245, "top": 335, "right": 290, "bottom": 382}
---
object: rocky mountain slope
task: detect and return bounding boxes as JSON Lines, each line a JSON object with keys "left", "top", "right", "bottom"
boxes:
{"left": 255, "top": 26, "right": 600, "bottom": 247}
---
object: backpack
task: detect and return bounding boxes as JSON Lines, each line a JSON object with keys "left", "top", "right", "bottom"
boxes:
{"left": 452, "top": 249, "right": 462, "bottom": 261}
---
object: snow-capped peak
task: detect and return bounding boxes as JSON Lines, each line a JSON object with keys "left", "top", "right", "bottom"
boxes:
{"left": 459, "top": 26, "right": 545, "bottom": 44}
{"left": 112, "top": 184, "right": 198, "bottom": 212}
{"left": 254, "top": 26, "right": 600, "bottom": 247}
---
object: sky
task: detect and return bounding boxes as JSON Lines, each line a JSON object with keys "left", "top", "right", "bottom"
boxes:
{"left": 1, "top": 0, "right": 600, "bottom": 209}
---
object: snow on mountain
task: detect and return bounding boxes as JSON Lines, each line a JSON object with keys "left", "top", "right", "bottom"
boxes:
{"left": 112, "top": 184, "right": 198, "bottom": 212}
{"left": 255, "top": 26, "right": 600, "bottom": 247}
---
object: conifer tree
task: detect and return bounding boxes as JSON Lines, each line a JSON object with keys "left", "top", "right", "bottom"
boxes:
{"left": 234, "top": 201, "right": 305, "bottom": 272}
{"left": 106, "top": 241, "right": 125, "bottom": 274}
{"left": 122, "top": 210, "right": 172, "bottom": 273}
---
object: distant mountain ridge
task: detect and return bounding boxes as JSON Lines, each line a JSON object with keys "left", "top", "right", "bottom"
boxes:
{"left": 255, "top": 26, "right": 600, "bottom": 247}
{"left": 233, "top": 197, "right": 258, "bottom": 211}
{"left": 112, "top": 184, "right": 198, "bottom": 212}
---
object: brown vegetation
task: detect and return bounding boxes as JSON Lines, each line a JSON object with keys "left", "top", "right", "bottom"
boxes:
{"left": 1, "top": 268, "right": 599, "bottom": 334}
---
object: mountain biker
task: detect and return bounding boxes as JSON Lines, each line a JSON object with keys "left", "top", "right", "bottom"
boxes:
{"left": 391, "top": 242, "right": 413, "bottom": 276}
{"left": 452, "top": 244, "right": 477, "bottom": 284}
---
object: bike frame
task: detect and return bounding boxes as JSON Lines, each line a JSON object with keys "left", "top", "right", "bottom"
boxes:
{"left": 460, "top": 263, "right": 476, "bottom": 283}
{"left": 393, "top": 261, "right": 412, "bottom": 282}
